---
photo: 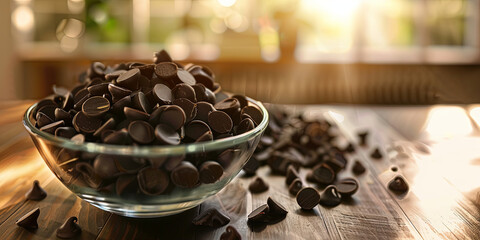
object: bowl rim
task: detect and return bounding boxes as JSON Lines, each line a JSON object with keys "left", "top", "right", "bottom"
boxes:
{"left": 23, "top": 97, "right": 269, "bottom": 157}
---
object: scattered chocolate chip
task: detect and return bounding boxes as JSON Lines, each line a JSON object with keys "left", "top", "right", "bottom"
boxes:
{"left": 319, "top": 185, "right": 342, "bottom": 207}
{"left": 248, "top": 204, "right": 269, "bottom": 223}
{"left": 388, "top": 175, "right": 409, "bottom": 193}
{"left": 285, "top": 165, "right": 300, "bottom": 186}
{"left": 370, "top": 148, "right": 383, "bottom": 159}
{"left": 288, "top": 178, "right": 303, "bottom": 196}
{"left": 296, "top": 187, "right": 320, "bottom": 210}
{"left": 344, "top": 143, "right": 355, "bottom": 153}
{"left": 25, "top": 180, "right": 47, "bottom": 201}
{"left": 312, "top": 163, "right": 335, "bottom": 185}
{"left": 249, "top": 177, "right": 269, "bottom": 193}
{"left": 357, "top": 131, "right": 369, "bottom": 146}
{"left": 335, "top": 178, "right": 359, "bottom": 197}
{"left": 16, "top": 208, "right": 40, "bottom": 230}
{"left": 56, "top": 216, "right": 82, "bottom": 239}
{"left": 220, "top": 226, "right": 241, "bottom": 240}
{"left": 199, "top": 161, "right": 224, "bottom": 184}
{"left": 192, "top": 208, "right": 230, "bottom": 227}
{"left": 391, "top": 166, "right": 399, "bottom": 172}
{"left": 267, "top": 197, "right": 288, "bottom": 217}
{"left": 352, "top": 160, "right": 366, "bottom": 175}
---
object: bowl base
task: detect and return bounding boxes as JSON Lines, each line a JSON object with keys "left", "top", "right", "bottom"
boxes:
{"left": 80, "top": 193, "right": 205, "bottom": 218}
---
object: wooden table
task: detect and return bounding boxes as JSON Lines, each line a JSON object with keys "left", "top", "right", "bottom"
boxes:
{"left": 1, "top": 101, "right": 480, "bottom": 239}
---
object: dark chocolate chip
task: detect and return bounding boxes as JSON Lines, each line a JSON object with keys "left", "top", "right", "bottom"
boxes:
{"left": 215, "top": 98, "right": 240, "bottom": 121}
{"left": 194, "top": 101, "right": 215, "bottom": 122}
{"left": 55, "top": 127, "right": 76, "bottom": 139}
{"left": 105, "top": 70, "right": 127, "bottom": 82}
{"left": 25, "top": 180, "right": 47, "bottom": 201}
{"left": 93, "top": 118, "right": 116, "bottom": 138}
{"left": 128, "top": 120, "right": 155, "bottom": 144}
{"left": 40, "top": 120, "right": 65, "bottom": 134}
{"left": 388, "top": 175, "right": 409, "bottom": 193}
{"left": 108, "top": 84, "right": 132, "bottom": 103}
{"left": 185, "top": 120, "right": 211, "bottom": 141}
{"left": 370, "top": 148, "right": 383, "bottom": 159}
{"left": 218, "top": 148, "right": 239, "bottom": 168}
{"left": 335, "top": 178, "right": 359, "bottom": 197}
{"left": 312, "top": 163, "right": 335, "bottom": 185}
{"left": 232, "top": 95, "right": 248, "bottom": 109}
{"left": 241, "top": 106, "right": 263, "bottom": 126}
{"left": 116, "top": 68, "right": 141, "bottom": 90}
{"left": 176, "top": 69, "right": 196, "bottom": 85}
{"left": 199, "top": 161, "right": 224, "bottom": 184}
{"left": 192, "top": 208, "right": 230, "bottom": 227}
{"left": 87, "top": 82, "right": 109, "bottom": 96}
{"left": 344, "top": 143, "right": 355, "bottom": 153}
{"left": 131, "top": 91, "right": 152, "bottom": 114}
{"left": 115, "top": 174, "right": 138, "bottom": 197}
{"left": 220, "top": 226, "right": 241, "bottom": 240}
{"left": 71, "top": 133, "right": 85, "bottom": 143}
{"left": 36, "top": 112, "right": 53, "bottom": 128}
{"left": 191, "top": 70, "right": 214, "bottom": 90}
{"left": 236, "top": 118, "right": 255, "bottom": 134}
{"left": 103, "top": 129, "right": 130, "bottom": 145}
{"left": 112, "top": 96, "right": 132, "bottom": 113}
{"left": 248, "top": 177, "right": 269, "bottom": 193}
{"left": 242, "top": 157, "right": 259, "bottom": 176}
{"left": 172, "top": 83, "right": 196, "bottom": 102}
{"left": 73, "top": 111, "right": 102, "bottom": 134}
{"left": 288, "top": 178, "right": 303, "bottom": 196}
{"left": 154, "top": 62, "right": 178, "bottom": 82}
{"left": 124, "top": 106, "right": 150, "bottom": 121}
{"left": 285, "top": 165, "right": 300, "bottom": 186}
{"left": 82, "top": 96, "right": 110, "bottom": 117}
{"left": 208, "top": 111, "right": 233, "bottom": 134}
{"left": 357, "top": 131, "right": 368, "bottom": 146}
{"left": 154, "top": 49, "right": 173, "bottom": 63}
{"left": 267, "top": 197, "right": 288, "bottom": 217}
{"left": 33, "top": 99, "right": 57, "bottom": 117}
{"left": 16, "top": 208, "right": 40, "bottom": 230}
{"left": 319, "top": 185, "right": 342, "bottom": 207}
{"left": 137, "top": 167, "right": 170, "bottom": 195}
{"left": 54, "top": 108, "right": 72, "bottom": 123}
{"left": 171, "top": 161, "right": 199, "bottom": 188}
{"left": 352, "top": 160, "right": 366, "bottom": 175}
{"left": 158, "top": 105, "right": 186, "bottom": 131}
{"left": 195, "top": 130, "right": 213, "bottom": 142}
{"left": 152, "top": 83, "right": 173, "bottom": 104}
{"left": 93, "top": 154, "right": 121, "bottom": 179}
{"left": 56, "top": 216, "right": 82, "bottom": 239}
{"left": 154, "top": 124, "right": 181, "bottom": 145}
{"left": 296, "top": 187, "right": 320, "bottom": 210}
{"left": 192, "top": 84, "right": 208, "bottom": 102}
{"left": 248, "top": 204, "right": 269, "bottom": 223}
{"left": 173, "top": 98, "right": 197, "bottom": 122}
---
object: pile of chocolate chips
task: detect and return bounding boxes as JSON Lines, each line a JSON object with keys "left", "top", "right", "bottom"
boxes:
{"left": 31, "top": 50, "right": 264, "bottom": 196}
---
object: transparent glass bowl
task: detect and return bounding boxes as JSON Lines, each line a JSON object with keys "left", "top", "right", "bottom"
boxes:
{"left": 23, "top": 98, "right": 268, "bottom": 218}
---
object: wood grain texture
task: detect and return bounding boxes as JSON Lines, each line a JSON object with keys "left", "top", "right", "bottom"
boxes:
{"left": 0, "top": 101, "right": 479, "bottom": 239}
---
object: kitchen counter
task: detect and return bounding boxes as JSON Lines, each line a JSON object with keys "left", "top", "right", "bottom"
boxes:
{"left": 0, "top": 101, "right": 479, "bottom": 239}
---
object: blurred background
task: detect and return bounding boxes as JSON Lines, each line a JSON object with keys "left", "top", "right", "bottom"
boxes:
{"left": 2, "top": 0, "right": 480, "bottom": 104}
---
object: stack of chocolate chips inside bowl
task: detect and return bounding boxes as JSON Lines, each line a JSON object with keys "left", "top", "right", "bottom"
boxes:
{"left": 31, "top": 50, "right": 264, "bottom": 197}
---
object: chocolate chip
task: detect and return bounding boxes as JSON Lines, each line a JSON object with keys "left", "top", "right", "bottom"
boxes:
{"left": 25, "top": 180, "right": 47, "bottom": 201}
{"left": 199, "top": 161, "right": 224, "bottom": 184}
{"left": 185, "top": 120, "right": 211, "bottom": 141}
{"left": 137, "top": 167, "right": 170, "bottom": 195}
{"left": 335, "top": 178, "right": 359, "bottom": 197}
{"left": 116, "top": 68, "right": 141, "bottom": 90}
{"left": 112, "top": 96, "right": 132, "bottom": 114}
{"left": 71, "top": 133, "right": 85, "bottom": 143}
{"left": 232, "top": 95, "right": 248, "bottom": 109}
{"left": 296, "top": 187, "right": 320, "bottom": 210}
{"left": 344, "top": 143, "right": 355, "bottom": 153}
{"left": 173, "top": 98, "right": 197, "bottom": 122}
{"left": 171, "top": 161, "right": 199, "bottom": 188}
{"left": 267, "top": 197, "right": 288, "bottom": 217}
{"left": 124, "top": 106, "right": 150, "bottom": 121}
{"left": 55, "top": 127, "right": 76, "bottom": 139}
{"left": 370, "top": 148, "right": 383, "bottom": 159}
{"left": 88, "top": 82, "right": 109, "bottom": 96}
{"left": 154, "top": 124, "right": 181, "bottom": 145}
{"left": 40, "top": 120, "right": 65, "bottom": 135}
{"left": 195, "top": 130, "right": 213, "bottom": 142}
{"left": 248, "top": 177, "right": 269, "bottom": 193}
{"left": 306, "top": 171, "right": 317, "bottom": 183}
{"left": 192, "top": 84, "right": 208, "bottom": 102}
{"left": 36, "top": 112, "right": 53, "bottom": 128}
{"left": 176, "top": 69, "right": 196, "bottom": 85}
{"left": 217, "top": 148, "right": 239, "bottom": 168}
{"left": 93, "top": 118, "right": 116, "bottom": 138}
{"left": 72, "top": 111, "right": 102, "bottom": 134}
{"left": 155, "top": 62, "right": 178, "bottom": 82}
{"left": 156, "top": 105, "right": 185, "bottom": 131}
{"left": 56, "top": 216, "right": 82, "bottom": 239}
{"left": 192, "top": 208, "right": 230, "bottom": 227}
{"left": 63, "top": 93, "right": 74, "bottom": 111}
{"left": 154, "top": 49, "right": 172, "bottom": 63}
{"left": 388, "top": 175, "right": 409, "bottom": 193}
{"left": 248, "top": 204, "right": 269, "bottom": 223}
{"left": 105, "top": 70, "right": 127, "bottom": 82}
{"left": 152, "top": 83, "right": 173, "bottom": 104}
{"left": 215, "top": 98, "right": 240, "bottom": 120}
{"left": 285, "top": 165, "right": 300, "bottom": 185}
{"left": 312, "top": 163, "right": 335, "bottom": 185}
{"left": 93, "top": 154, "right": 120, "bottom": 179}
{"left": 54, "top": 108, "right": 72, "bottom": 123}
{"left": 241, "top": 106, "right": 263, "bottom": 126}
{"left": 172, "top": 83, "right": 196, "bottom": 102}
{"left": 108, "top": 84, "right": 132, "bottom": 103}
{"left": 236, "top": 118, "right": 255, "bottom": 134}
{"left": 103, "top": 129, "right": 130, "bottom": 145}
{"left": 242, "top": 157, "right": 259, "bottom": 176}
{"left": 352, "top": 160, "right": 366, "bottom": 175}
{"left": 208, "top": 111, "right": 233, "bottom": 134}
{"left": 391, "top": 166, "right": 398, "bottom": 172}
{"left": 82, "top": 96, "right": 110, "bottom": 117}
{"left": 195, "top": 101, "right": 215, "bottom": 122}
{"left": 128, "top": 120, "right": 155, "bottom": 144}
{"left": 357, "top": 131, "right": 368, "bottom": 146}
{"left": 131, "top": 91, "right": 152, "bottom": 114}
{"left": 319, "top": 185, "right": 342, "bottom": 207}
{"left": 115, "top": 174, "right": 138, "bottom": 197}
{"left": 16, "top": 208, "right": 40, "bottom": 230}
{"left": 33, "top": 99, "right": 56, "bottom": 117}
{"left": 220, "top": 226, "right": 241, "bottom": 240}
{"left": 88, "top": 62, "right": 105, "bottom": 77}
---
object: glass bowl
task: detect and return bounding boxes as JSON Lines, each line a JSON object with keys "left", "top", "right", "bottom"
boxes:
{"left": 23, "top": 98, "right": 268, "bottom": 218}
